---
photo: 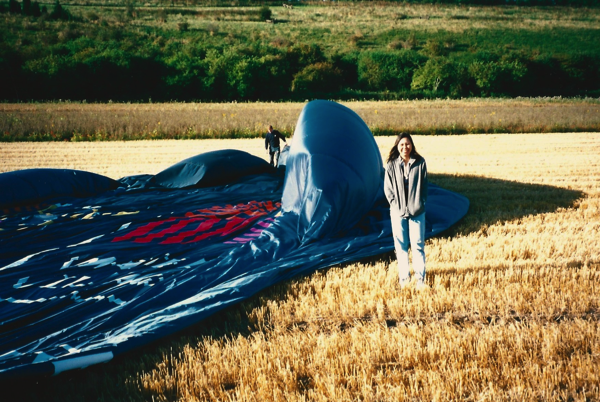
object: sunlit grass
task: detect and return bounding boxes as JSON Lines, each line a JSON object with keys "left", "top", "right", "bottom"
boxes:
{"left": 2, "top": 98, "right": 599, "bottom": 142}
{"left": 127, "top": 3, "right": 600, "bottom": 54}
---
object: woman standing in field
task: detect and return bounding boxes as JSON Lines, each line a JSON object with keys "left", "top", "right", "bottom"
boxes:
{"left": 384, "top": 133, "right": 428, "bottom": 290}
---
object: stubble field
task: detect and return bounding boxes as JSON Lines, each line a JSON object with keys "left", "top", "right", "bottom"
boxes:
{"left": 2, "top": 132, "right": 600, "bottom": 401}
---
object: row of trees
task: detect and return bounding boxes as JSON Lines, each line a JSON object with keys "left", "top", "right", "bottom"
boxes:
{"left": 5, "top": 0, "right": 70, "bottom": 19}
{"left": 2, "top": 44, "right": 598, "bottom": 102}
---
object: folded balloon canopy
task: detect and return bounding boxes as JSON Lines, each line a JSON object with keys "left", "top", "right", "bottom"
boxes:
{"left": 0, "top": 169, "right": 119, "bottom": 209}
{"left": 149, "top": 149, "right": 273, "bottom": 189}
{"left": 282, "top": 100, "right": 384, "bottom": 242}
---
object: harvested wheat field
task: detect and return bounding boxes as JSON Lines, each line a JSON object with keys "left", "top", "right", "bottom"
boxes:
{"left": 2, "top": 132, "right": 600, "bottom": 401}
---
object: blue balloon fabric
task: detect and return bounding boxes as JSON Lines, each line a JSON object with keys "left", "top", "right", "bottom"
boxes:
{"left": 149, "top": 149, "right": 273, "bottom": 189}
{"left": 0, "top": 100, "right": 469, "bottom": 380}
{"left": 282, "top": 100, "right": 384, "bottom": 242}
{"left": 0, "top": 169, "right": 119, "bottom": 210}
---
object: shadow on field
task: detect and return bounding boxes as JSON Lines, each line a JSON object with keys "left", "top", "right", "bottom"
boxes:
{"left": 7, "top": 174, "right": 586, "bottom": 401}
{"left": 429, "top": 173, "right": 585, "bottom": 237}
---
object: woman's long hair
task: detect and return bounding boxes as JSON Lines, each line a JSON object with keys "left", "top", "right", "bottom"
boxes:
{"left": 387, "top": 133, "right": 421, "bottom": 163}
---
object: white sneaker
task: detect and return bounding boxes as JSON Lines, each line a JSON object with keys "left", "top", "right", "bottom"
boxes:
{"left": 415, "top": 280, "right": 429, "bottom": 291}
{"left": 400, "top": 278, "right": 410, "bottom": 289}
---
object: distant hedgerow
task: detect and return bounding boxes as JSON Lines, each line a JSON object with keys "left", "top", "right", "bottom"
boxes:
{"left": 291, "top": 62, "right": 344, "bottom": 94}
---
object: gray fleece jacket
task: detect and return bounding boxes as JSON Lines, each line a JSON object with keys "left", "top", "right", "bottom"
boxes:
{"left": 384, "top": 156, "right": 428, "bottom": 218}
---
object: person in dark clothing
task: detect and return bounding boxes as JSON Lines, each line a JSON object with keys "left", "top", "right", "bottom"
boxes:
{"left": 265, "top": 125, "right": 287, "bottom": 167}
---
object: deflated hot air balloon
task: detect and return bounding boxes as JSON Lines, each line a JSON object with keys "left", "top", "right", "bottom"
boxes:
{"left": 0, "top": 100, "right": 468, "bottom": 380}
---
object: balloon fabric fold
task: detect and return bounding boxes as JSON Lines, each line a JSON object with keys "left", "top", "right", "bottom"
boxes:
{"left": 0, "top": 100, "right": 469, "bottom": 380}
{"left": 282, "top": 100, "right": 384, "bottom": 242}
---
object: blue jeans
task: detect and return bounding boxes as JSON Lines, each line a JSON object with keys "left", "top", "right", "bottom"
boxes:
{"left": 269, "top": 147, "right": 280, "bottom": 167}
{"left": 390, "top": 210, "right": 426, "bottom": 285}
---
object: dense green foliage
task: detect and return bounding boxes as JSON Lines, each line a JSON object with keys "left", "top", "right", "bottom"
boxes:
{"left": 1, "top": 1, "right": 599, "bottom": 101}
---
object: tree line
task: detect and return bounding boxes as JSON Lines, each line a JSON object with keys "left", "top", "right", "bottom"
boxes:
{"left": 3, "top": 45, "right": 598, "bottom": 102}
{"left": 5, "top": 0, "right": 70, "bottom": 19}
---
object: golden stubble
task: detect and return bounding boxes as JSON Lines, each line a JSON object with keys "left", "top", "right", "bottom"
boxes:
{"left": 3, "top": 132, "right": 600, "bottom": 400}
